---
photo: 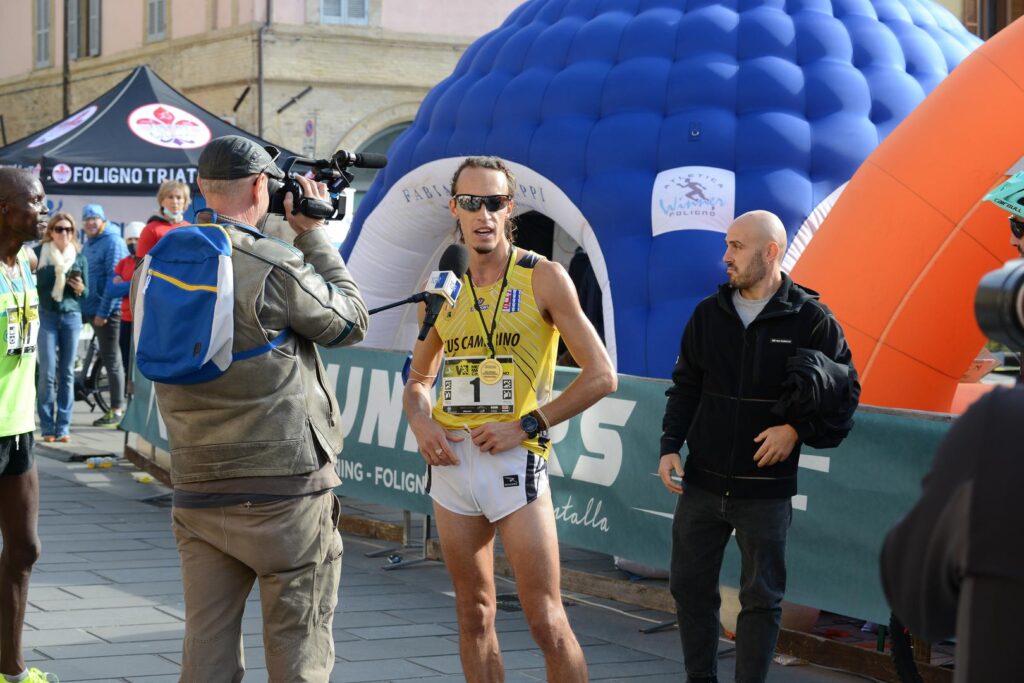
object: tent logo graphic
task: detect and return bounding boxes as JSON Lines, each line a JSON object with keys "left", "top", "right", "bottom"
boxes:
{"left": 51, "top": 164, "right": 72, "bottom": 185}
{"left": 128, "top": 103, "right": 212, "bottom": 150}
{"left": 28, "top": 106, "right": 97, "bottom": 149}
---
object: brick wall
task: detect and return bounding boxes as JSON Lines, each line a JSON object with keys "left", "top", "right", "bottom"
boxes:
{"left": 0, "top": 21, "right": 471, "bottom": 154}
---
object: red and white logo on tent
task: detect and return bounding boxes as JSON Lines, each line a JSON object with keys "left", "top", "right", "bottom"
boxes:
{"left": 128, "top": 104, "right": 211, "bottom": 150}
{"left": 28, "top": 106, "right": 98, "bottom": 149}
{"left": 51, "top": 164, "right": 72, "bottom": 185}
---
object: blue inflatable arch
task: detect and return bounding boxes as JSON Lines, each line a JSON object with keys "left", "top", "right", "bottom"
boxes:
{"left": 344, "top": 0, "right": 980, "bottom": 378}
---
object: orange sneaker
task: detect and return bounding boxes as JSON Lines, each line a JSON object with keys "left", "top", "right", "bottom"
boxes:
{"left": 57, "top": 435, "right": 71, "bottom": 443}
{"left": 42, "top": 435, "right": 56, "bottom": 443}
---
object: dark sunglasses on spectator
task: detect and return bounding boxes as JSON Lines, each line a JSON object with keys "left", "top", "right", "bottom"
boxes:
{"left": 1011, "top": 215, "right": 1024, "bottom": 240}
{"left": 52, "top": 225, "right": 75, "bottom": 234}
{"left": 454, "top": 194, "right": 511, "bottom": 212}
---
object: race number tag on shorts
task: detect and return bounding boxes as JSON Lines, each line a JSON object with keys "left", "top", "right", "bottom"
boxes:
{"left": 5, "top": 305, "right": 39, "bottom": 356}
{"left": 442, "top": 355, "right": 515, "bottom": 414}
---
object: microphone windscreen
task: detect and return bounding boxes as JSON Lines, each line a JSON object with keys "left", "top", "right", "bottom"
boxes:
{"left": 354, "top": 152, "right": 388, "bottom": 169}
{"left": 439, "top": 243, "right": 470, "bottom": 278}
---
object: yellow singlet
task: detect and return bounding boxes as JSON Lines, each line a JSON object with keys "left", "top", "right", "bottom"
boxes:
{"left": 431, "top": 248, "right": 558, "bottom": 457}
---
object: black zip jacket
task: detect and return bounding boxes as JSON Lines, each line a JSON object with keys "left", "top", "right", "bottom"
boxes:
{"left": 660, "top": 274, "right": 856, "bottom": 499}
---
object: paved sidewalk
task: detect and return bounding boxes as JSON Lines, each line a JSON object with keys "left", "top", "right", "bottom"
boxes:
{"left": 7, "top": 401, "right": 868, "bottom": 682}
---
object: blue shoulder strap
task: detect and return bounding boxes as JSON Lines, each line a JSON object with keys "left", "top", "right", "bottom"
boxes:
{"left": 233, "top": 329, "right": 291, "bottom": 361}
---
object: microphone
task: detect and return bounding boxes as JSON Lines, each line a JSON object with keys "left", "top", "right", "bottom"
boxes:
{"left": 365, "top": 244, "right": 470, "bottom": 319}
{"left": 419, "top": 244, "right": 470, "bottom": 341}
{"left": 332, "top": 150, "right": 388, "bottom": 169}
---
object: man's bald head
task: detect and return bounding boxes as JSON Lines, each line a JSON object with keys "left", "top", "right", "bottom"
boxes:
{"left": 731, "top": 210, "right": 788, "bottom": 259}
{"left": 723, "top": 210, "right": 788, "bottom": 295}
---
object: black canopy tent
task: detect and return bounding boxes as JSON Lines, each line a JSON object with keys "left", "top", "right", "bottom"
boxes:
{"left": 0, "top": 65, "right": 295, "bottom": 225}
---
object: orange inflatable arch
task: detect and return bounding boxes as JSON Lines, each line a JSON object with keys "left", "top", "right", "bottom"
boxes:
{"left": 790, "top": 17, "right": 1024, "bottom": 413}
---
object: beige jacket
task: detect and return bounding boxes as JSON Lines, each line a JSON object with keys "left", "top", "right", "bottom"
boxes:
{"left": 131, "top": 223, "right": 368, "bottom": 484}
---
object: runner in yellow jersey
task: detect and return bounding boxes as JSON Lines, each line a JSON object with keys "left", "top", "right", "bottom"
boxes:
{"left": 403, "top": 157, "right": 616, "bottom": 683}
{"left": 0, "top": 167, "right": 59, "bottom": 683}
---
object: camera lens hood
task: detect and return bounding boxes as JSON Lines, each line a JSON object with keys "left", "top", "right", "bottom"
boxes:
{"left": 975, "top": 258, "right": 1024, "bottom": 349}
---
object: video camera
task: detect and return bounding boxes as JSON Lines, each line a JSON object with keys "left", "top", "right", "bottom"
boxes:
{"left": 976, "top": 258, "right": 1024, "bottom": 350}
{"left": 266, "top": 149, "right": 387, "bottom": 221}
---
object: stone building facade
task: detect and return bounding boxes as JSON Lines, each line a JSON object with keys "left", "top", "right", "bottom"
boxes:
{"left": 0, "top": 0, "right": 521, "bottom": 162}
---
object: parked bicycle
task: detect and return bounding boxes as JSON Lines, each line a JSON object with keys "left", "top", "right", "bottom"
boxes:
{"left": 75, "top": 332, "right": 112, "bottom": 415}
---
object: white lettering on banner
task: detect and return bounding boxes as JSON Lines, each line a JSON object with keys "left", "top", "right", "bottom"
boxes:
{"left": 553, "top": 495, "right": 610, "bottom": 532}
{"left": 573, "top": 397, "right": 636, "bottom": 487}
{"left": 358, "top": 369, "right": 404, "bottom": 447}
{"left": 374, "top": 465, "right": 427, "bottom": 494}
{"left": 793, "top": 452, "right": 831, "bottom": 512}
{"left": 67, "top": 165, "right": 197, "bottom": 186}
{"left": 144, "top": 167, "right": 197, "bottom": 184}
{"left": 340, "top": 365, "right": 363, "bottom": 438}
{"left": 337, "top": 459, "right": 364, "bottom": 482}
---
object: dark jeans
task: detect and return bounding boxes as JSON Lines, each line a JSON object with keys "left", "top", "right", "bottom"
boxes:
{"left": 119, "top": 319, "right": 133, "bottom": 383}
{"left": 670, "top": 484, "right": 792, "bottom": 683}
{"left": 92, "top": 315, "right": 124, "bottom": 411}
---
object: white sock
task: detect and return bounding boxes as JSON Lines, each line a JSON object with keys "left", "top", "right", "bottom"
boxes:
{"left": 4, "top": 670, "right": 30, "bottom": 682}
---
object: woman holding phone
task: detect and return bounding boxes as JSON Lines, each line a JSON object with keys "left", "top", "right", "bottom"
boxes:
{"left": 34, "top": 212, "right": 88, "bottom": 443}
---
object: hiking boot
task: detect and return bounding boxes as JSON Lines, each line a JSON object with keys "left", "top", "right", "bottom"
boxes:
{"left": 0, "top": 668, "right": 60, "bottom": 682}
{"left": 92, "top": 410, "right": 122, "bottom": 428}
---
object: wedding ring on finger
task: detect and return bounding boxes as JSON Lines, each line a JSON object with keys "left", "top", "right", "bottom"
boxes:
{"left": 434, "top": 448, "right": 443, "bottom": 456}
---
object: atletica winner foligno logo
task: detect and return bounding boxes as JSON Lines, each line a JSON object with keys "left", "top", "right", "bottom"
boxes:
{"left": 651, "top": 166, "right": 736, "bottom": 236}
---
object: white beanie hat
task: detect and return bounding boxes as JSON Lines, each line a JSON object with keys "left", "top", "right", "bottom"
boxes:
{"left": 123, "top": 221, "right": 146, "bottom": 241}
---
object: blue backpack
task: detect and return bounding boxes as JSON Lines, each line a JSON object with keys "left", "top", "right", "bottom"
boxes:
{"left": 133, "top": 223, "right": 287, "bottom": 385}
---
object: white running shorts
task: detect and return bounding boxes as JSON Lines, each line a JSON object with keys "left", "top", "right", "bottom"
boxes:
{"left": 428, "top": 429, "right": 549, "bottom": 523}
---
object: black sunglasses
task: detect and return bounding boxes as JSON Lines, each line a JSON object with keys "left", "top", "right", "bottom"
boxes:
{"left": 454, "top": 194, "right": 511, "bottom": 212}
{"left": 1011, "top": 215, "right": 1024, "bottom": 240}
{"left": 51, "top": 225, "right": 74, "bottom": 234}
{"left": 253, "top": 145, "right": 281, "bottom": 185}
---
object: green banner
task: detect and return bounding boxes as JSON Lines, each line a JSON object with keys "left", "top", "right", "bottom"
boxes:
{"left": 121, "top": 347, "right": 950, "bottom": 623}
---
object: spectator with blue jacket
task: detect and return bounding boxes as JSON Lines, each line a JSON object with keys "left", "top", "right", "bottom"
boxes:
{"left": 80, "top": 203, "right": 128, "bottom": 427}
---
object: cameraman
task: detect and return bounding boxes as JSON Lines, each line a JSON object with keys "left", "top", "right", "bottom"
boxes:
{"left": 132, "top": 135, "right": 368, "bottom": 682}
{"left": 881, "top": 249, "right": 1024, "bottom": 682}
{"left": 880, "top": 387, "right": 1023, "bottom": 682}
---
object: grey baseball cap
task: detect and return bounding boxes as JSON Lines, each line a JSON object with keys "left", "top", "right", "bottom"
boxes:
{"left": 197, "top": 135, "right": 285, "bottom": 180}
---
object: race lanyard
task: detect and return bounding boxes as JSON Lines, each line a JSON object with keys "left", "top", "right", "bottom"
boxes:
{"left": 465, "top": 247, "right": 515, "bottom": 384}
{"left": 1, "top": 255, "right": 37, "bottom": 357}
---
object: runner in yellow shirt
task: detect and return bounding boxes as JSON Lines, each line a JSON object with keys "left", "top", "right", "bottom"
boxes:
{"left": 403, "top": 156, "right": 616, "bottom": 683}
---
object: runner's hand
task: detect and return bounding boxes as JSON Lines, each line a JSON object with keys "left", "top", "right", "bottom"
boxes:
{"left": 470, "top": 421, "right": 528, "bottom": 454}
{"left": 410, "top": 416, "right": 463, "bottom": 466}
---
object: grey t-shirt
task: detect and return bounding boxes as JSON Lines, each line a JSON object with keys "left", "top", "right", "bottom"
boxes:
{"left": 732, "top": 289, "right": 771, "bottom": 328}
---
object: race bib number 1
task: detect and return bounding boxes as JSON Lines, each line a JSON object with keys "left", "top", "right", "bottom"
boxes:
{"left": 441, "top": 355, "right": 515, "bottom": 414}
{"left": 6, "top": 305, "right": 39, "bottom": 356}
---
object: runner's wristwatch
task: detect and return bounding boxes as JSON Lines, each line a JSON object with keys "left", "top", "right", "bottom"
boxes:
{"left": 520, "top": 412, "right": 542, "bottom": 439}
